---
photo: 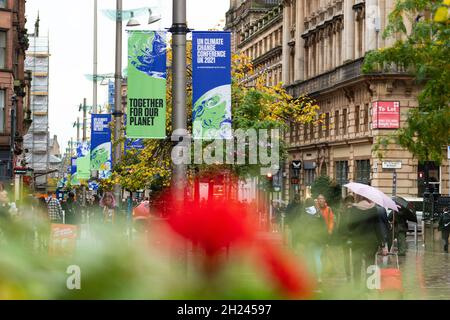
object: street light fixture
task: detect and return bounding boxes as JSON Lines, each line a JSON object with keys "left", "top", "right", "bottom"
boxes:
{"left": 126, "top": 12, "right": 140, "bottom": 27}
{"left": 148, "top": 9, "right": 161, "bottom": 25}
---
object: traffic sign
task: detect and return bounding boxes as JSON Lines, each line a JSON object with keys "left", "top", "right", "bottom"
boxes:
{"left": 14, "top": 167, "right": 32, "bottom": 175}
{"left": 382, "top": 161, "right": 402, "bottom": 169}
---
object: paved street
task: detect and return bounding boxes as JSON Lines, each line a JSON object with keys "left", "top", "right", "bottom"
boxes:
{"left": 315, "top": 236, "right": 450, "bottom": 300}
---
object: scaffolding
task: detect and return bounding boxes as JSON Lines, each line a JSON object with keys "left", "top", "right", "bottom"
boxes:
{"left": 24, "top": 34, "right": 50, "bottom": 192}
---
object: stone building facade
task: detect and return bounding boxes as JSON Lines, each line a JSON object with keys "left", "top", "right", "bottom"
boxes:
{"left": 0, "top": 0, "right": 32, "bottom": 182}
{"left": 226, "top": 0, "right": 449, "bottom": 200}
{"left": 282, "top": 0, "right": 448, "bottom": 199}
{"left": 235, "top": 4, "right": 283, "bottom": 87}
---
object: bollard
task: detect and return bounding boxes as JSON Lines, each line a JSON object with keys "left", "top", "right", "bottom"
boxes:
{"left": 414, "top": 224, "right": 418, "bottom": 247}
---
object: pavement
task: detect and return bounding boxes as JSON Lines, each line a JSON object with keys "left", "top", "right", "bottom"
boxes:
{"left": 74, "top": 223, "right": 450, "bottom": 300}
{"left": 314, "top": 236, "right": 450, "bottom": 300}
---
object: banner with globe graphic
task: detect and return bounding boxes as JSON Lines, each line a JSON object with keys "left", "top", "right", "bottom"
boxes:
{"left": 90, "top": 114, "right": 112, "bottom": 179}
{"left": 127, "top": 31, "right": 167, "bottom": 139}
{"left": 192, "top": 31, "right": 232, "bottom": 139}
{"left": 70, "top": 157, "right": 80, "bottom": 186}
{"left": 76, "top": 141, "right": 91, "bottom": 180}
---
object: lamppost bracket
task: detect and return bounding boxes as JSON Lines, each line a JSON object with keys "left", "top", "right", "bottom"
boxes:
{"left": 168, "top": 23, "right": 191, "bottom": 35}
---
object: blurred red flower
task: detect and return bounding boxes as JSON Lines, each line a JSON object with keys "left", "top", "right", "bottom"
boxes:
{"left": 154, "top": 192, "right": 315, "bottom": 299}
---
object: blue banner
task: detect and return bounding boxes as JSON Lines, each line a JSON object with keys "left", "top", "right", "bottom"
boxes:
{"left": 124, "top": 114, "right": 145, "bottom": 154}
{"left": 108, "top": 80, "right": 115, "bottom": 113}
{"left": 90, "top": 114, "right": 112, "bottom": 179}
{"left": 70, "top": 157, "right": 77, "bottom": 176}
{"left": 192, "top": 31, "right": 232, "bottom": 139}
{"left": 70, "top": 157, "right": 80, "bottom": 185}
{"left": 125, "top": 138, "right": 145, "bottom": 154}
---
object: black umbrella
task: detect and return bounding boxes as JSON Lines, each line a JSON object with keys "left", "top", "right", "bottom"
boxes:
{"left": 392, "top": 196, "right": 418, "bottom": 223}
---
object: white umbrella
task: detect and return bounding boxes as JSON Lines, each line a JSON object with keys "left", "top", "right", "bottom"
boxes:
{"left": 344, "top": 182, "right": 399, "bottom": 212}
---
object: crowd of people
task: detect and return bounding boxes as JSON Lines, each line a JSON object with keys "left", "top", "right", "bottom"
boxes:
{"left": 280, "top": 193, "right": 394, "bottom": 288}
{"left": 0, "top": 183, "right": 122, "bottom": 249}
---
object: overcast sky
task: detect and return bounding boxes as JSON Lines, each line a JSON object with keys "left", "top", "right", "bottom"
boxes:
{"left": 25, "top": 0, "right": 229, "bottom": 152}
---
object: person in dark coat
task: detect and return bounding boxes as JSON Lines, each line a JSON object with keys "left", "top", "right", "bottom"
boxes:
{"left": 285, "top": 195, "right": 301, "bottom": 226}
{"left": 348, "top": 195, "right": 385, "bottom": 287}
{"left": 438, "top": 207, "right": 450, "bottom": 253}
{"left": 296, "top": 198, "right": 328, "bottom": 283}
{"left": 376, "top": 205, "right": 392, "bottom": 251}
{"left": 62, "top": 192, "right": 80, "bottom": 225}
{"left": 388, "top": 208, "right": 409, "bottom": 256}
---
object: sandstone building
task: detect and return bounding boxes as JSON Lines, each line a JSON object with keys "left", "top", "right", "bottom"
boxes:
{"left": 226, "top": 0, "right": 449, "bottom": 200}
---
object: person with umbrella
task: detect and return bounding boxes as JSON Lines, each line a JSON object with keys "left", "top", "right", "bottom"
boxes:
{"left": 389, "top": 197, "right": 418, "bottom": 256}
{"left": 344, "top": 182, "right": 398, "bottom": 288}
{"left": 347, "top": 195, "right": 385, "bottom": 288}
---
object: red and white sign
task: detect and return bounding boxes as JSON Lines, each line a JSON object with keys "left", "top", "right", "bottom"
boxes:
{"left": 372, "top": 101, "right": 400, "bottom": 129}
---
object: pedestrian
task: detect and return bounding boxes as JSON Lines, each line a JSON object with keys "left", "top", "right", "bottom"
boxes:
{"left": 348, "top": 195, "right": 386, "bottom": 288}
{"left": 0, "top": 182, "right": 10, "bottom": 219}
{"left": 46, "top": 191, "right": 63, "bottom": 224}
{"left": 89, "top": 194, "right": 103, "bottom": 224}
{"left": 316, "top": 194, "right": 335, "bottom": 236}
{"left": 285, "top": 194, "right": 301, "bottom": 226}
{"left": 100, "top": 192, "right": 116, "bottom": 225}
{"left": 388, "top": 208, "right": 408, "bottom": 256}
{"left": 61, "top": 192, "right": 79, "bottom": 225}
{"left": 296, "top": 198, "right": 328, "bottom": 284}
{"left": 438, "top": 207, "right": 450, "bottom": 253}
{"left": 336, "top": 195, "right": 354, "bottom": 282}
{"left": 36, "top": 196, "right": 50, "bottom": 251}
{"left": 376, "top": 205, "right": 392, "bottom": 252}
{"left": 62, "top": 192, "right": 81, "bottom": 226}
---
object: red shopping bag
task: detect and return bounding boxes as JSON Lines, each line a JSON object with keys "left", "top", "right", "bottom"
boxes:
{"left": 380, "top": 268, "right": 403, "bottom": 292}
{"left": 376, "top": 253, "right": 404, "bottom": 293}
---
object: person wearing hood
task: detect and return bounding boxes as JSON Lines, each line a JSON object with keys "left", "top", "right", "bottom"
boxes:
{"left": 296, "top": 198, "right": 328, "bottom": 284}
{"left": 348, "top": 194, "right": 386, "bottom": 287}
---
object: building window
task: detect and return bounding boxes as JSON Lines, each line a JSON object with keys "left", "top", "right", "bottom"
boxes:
{"left": 318, "top": 115, "right": 323, "bottom": 138}
{"left": 0, "top": 90, "right": 5, "bottom": 133}
{"left": 417, "top": 162, "right": 440, "bottom": 196}
{"left": 325, "top": 113, "right": 330, "bottom": 138}
{"left": 355, "top": 160, "right": 371, "bottom": 185}
{"left": 342, "top": 108, "right": 347, "bottom": 134}
{"left": 364, "top": 103, "right": 369, "bottom": 131}
{"left": 0, "top": 0, "right": 6, "bottom": 9}
{"left": 335, "top": 161, "right": 349, "bottom": 186}
{"left": 355, "top": 105, "right": 360, "bottom": 133}
{"left": 309, "top": 122, "right": 314, "bottom": 140}
{"left": 0, "top": 31, "right": 6, "bottom": 69}
{"left": 335, "top": 110, "right": 340, "bottom": 136}
{"left": 304, "top": 169, "right": 316, "bottom": 186}
{"left": 303, "top": 124, "right": 307, "bottom": 141}
{"left": 289, "top": 122, "right": 295, "bottom": 143}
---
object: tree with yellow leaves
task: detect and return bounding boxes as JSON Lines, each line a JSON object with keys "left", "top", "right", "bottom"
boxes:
{"left": 105, "top": 48, "right": 320, "bottom": 193}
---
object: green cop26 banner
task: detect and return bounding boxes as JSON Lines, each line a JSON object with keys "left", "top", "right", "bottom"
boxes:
{"left": 76, "top": 141, "right": 91, "bottom": 181}
{"left": 127, "top": 31, "right": 167, "bottom": 139}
